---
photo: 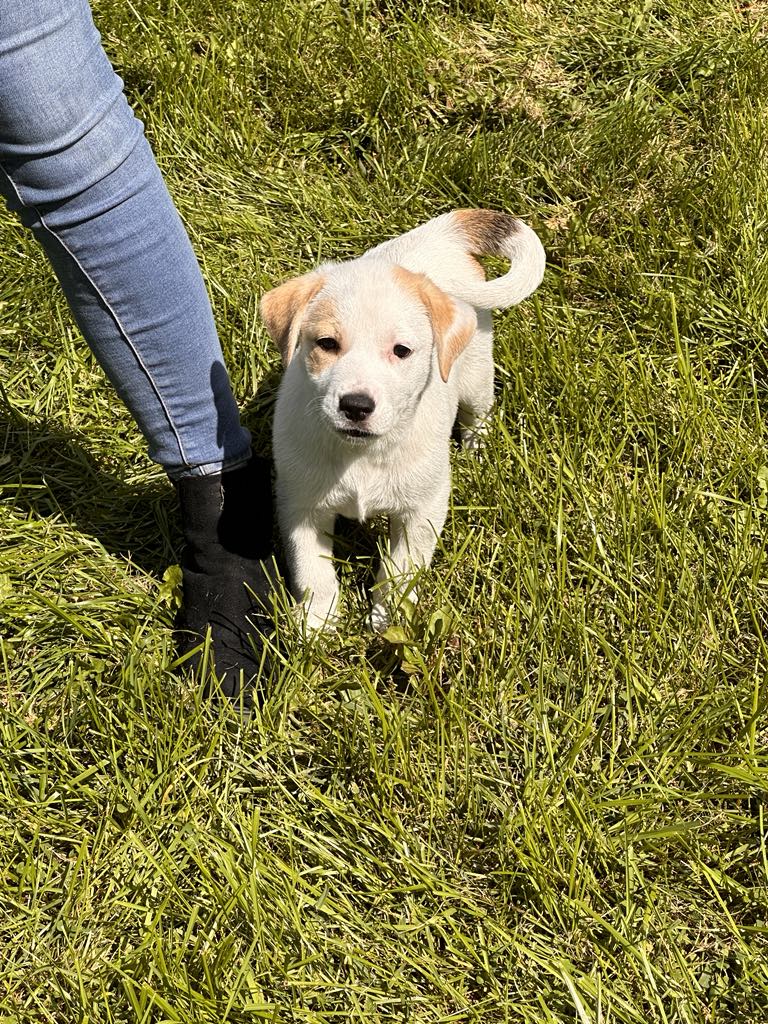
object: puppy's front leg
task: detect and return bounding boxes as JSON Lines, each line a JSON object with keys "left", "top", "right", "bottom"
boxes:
{"left": 371, "top": 502, "right": 448, "bottom": 631}
{"left": 282, "top": 509, "right": 339, "bottom": 630}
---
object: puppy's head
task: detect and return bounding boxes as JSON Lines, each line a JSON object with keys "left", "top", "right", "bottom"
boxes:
{"left": 261, "top": 261, "right": 477, "bottom": 442}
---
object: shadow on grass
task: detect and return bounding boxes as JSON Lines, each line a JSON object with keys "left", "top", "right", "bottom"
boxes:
{"left": 0, "top": 409, "right": 178, "bottom": 575}
{"left": 1, "top": 367, "right": 284, "bottom": 577}
{"left": 240, "top": 365, "right": 281, "bottom": 456}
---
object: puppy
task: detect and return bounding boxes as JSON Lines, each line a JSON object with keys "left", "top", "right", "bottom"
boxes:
{"left": 261, "top": 210, "right": 545, "bottom": 630}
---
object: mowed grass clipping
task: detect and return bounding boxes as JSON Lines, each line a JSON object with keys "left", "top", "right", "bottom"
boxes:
{"left": 2, "top": 0, "right": 768, "bottom": 1021}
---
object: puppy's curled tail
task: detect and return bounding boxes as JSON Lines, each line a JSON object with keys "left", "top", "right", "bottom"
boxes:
{"left": 449, "top": 209, "right": 546, "bottom": 311}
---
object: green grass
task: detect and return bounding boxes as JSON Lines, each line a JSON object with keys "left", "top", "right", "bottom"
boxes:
{"left": 2, "top": 0, "right": 768, "bottom": 1020}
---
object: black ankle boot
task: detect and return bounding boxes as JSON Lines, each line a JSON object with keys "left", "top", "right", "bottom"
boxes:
{"left": 174, "top": 456, "right": 276, "bottom": 700}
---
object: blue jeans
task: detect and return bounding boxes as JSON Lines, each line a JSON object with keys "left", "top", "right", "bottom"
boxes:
{"left": 0, "top": 0, "right": 251, "bottom": 479}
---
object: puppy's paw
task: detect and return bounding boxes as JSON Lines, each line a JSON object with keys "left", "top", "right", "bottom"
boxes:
{"left": 292, "top": 599, "right": 338, "bottom": 633}
{"left": 309, "top": 612, "right": 339, "bottom": 633}
{"left": 461, "top": 422, "right": 489, "bottom": 452}
{"left": 369, "top": 602, "right": 390, "bottom": 633}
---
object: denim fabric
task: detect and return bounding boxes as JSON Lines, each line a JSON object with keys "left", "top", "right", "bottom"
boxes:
{"left": 0, "top": 0, "right": 251, "bottom": 478}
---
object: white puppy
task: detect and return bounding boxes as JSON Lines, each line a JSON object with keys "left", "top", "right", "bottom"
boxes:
{"left": 261, "top": 209, "right": 545, "bottom": 630}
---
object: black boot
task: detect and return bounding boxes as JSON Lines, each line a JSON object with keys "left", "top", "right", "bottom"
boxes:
{"left": 174, "top": 456, "right": 276, "bottom": 700}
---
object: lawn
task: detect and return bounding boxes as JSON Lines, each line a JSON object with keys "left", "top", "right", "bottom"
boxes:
{"left": 1, "top": 1, "right": 768, "bottom": 1021}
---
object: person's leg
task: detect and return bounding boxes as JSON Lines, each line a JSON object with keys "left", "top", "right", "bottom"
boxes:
{"left": 0, "top": 0, "right": 248, "bottom": 476}
{"left": 0, "top": 0, "right": 274, "bottom": 697}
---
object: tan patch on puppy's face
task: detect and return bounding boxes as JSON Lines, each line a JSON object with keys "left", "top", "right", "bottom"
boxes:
{"left": 306, "top": 336, "right": 340, "bottom": 375}
{"left": 393, "top": 266, "right": 477, "bottom": 382}
{"left": 260, "top": 272, "right": 326, "bottom": 366}
{"left": 300, "top": 297, "right": 347, "bottom": 376}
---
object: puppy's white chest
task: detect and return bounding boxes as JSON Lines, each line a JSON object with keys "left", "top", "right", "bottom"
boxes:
{"left": 334, "top": 490, "right": 369, "bottom": 522}
{"left": 324, "top": 461, "right": 405, "bottom": 522}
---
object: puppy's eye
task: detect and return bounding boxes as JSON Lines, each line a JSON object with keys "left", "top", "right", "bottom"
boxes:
{"left": 393, "top": 344, "right": 412, "bottom": 360}
{"left": 315, "top": 337, "right": 340, "bottom": 353}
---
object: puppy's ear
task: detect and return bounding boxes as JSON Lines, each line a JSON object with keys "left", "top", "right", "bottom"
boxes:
{"left": 416, "top": 275, "right": 477, "bottom": 383}
{"left": 260, "top": 272, "right": 325, "bottom": 366}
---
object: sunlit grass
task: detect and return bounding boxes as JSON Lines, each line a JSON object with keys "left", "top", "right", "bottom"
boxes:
{"left": 2, "top": 1, "right": 768, "bottom": 1021}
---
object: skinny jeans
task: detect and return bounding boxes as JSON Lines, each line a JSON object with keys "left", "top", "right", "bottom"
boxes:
{"left": 0, "top": 0, "right": 251, "bottom": 479}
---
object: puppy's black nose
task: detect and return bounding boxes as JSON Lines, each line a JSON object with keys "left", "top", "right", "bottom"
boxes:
{"left": 339, "top": 392, "right": 375, "bottom": 422}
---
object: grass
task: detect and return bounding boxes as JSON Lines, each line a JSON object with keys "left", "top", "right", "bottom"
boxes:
{"left": 2, "top": 0, "right": 768, "bottom": 1020}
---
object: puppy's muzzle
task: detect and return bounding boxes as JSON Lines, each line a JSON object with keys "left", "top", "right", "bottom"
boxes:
{"left": 338, "top": 391, "right": 376, "bottom": 423}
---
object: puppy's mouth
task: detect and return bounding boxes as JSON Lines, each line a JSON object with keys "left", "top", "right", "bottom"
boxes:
{"left": 336, "top": 426, "right": 377, "bottom": 440}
